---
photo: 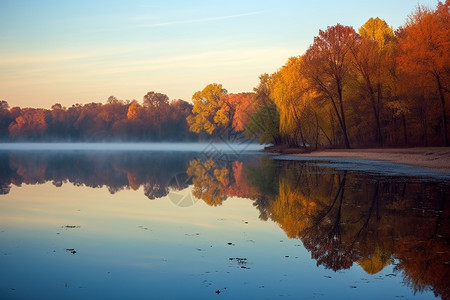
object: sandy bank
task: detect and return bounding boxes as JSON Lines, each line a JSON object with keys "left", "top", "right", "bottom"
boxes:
{"left": 290, "top": 147, "right": 450, "bottom": 174}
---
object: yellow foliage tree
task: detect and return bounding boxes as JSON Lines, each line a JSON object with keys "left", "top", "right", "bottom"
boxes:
{"left": 186, "top": 83, "right": 227, "bottom": 134}
{"left": 358, "top": 17, "right": 394, "bottom": 48}
{"left": 350, "top": 18, "right": 395, "bottom": 145}
{"left": 126, "top": 101, "right": 141, "bottom": 120}
{"left": 271, "top": 56, "right": 318, "bottom": 148}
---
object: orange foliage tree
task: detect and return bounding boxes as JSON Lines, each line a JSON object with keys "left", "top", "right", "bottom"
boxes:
{"left": 8, "top": 108, "right": 49, "bottom": 139}
{"left": 217, "top": 92, "right": 256, "bottom": 132}
{"left": 303, "top": 24, "right": 360, "bottom": 149}
{"left": 396, "top": 1, "right": 450, "bottom": 146}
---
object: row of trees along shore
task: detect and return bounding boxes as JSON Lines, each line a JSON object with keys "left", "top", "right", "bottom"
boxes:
{"left": 1, "top": 1, "right": 449, "bottom": 148}
{"left": 0, "top": 94, "right": 196, "bottom": 141}
{"left": 188, "top": 1, "right": 449, "bottom": 149}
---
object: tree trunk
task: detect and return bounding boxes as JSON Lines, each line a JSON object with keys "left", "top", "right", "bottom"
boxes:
{"left": 368, "top": 92, "right": 383, "bottom": 146}
{"left": 337, "top": 80, "right": 351, "bottom": 149}
{"left": 402, "top": 114, "right": 408, "bottom": 146}
{"left": 435, "top": 73, "right": 448, "bottom": 146}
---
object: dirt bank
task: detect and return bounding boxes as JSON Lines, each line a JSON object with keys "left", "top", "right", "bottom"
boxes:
{"left": 287, "top": 147, "right": 450, "bottom": 173}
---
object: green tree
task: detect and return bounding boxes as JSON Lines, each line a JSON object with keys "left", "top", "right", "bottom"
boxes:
{"left": 247, "top": 74, "right": 283, "bottom": 145}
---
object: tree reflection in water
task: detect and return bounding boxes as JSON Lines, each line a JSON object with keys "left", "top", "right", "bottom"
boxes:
{"left": 0, "top": 151, "right": 193, "bottom": 199}
{"left": 0, "top": 152, "right": 448, "bottom": 298}
{"left": 245, "top": 157, "right": 449, "bottom": 299}
{"left": 187, "top": 156, "right": 449, "bottom": 298}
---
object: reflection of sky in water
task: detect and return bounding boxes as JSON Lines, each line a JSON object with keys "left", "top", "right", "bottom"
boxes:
{"left": 276, "top": 155, "right": 450, "bottom": 180}
{"left": 0, "top": 182, "right": 438, "bottom": 299}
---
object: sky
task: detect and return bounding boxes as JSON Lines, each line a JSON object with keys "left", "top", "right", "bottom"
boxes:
{"left": 0, "top": 0, "right": 440, "bottom": 108}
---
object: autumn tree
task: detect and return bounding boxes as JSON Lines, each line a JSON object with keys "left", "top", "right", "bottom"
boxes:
{"left": 98, "top": 98, "right": 128, "bottom": 134}
{"left": 126, "top": 100, "right": 141, "bottom": 120}
{"left": 8, "top": 108, "right": 49, "bottom": 139}
{"left": 142, "top": 91, "right": 171, "bottom": 139}
{"left": 349, "top": 18, "right": 395, "bottom": 146}
{"left": 143, "top": 91, "right": 169, "bottom": 109}
{"left": 47, "top": 103, "right": 68, "bottom": 139}
{"left": 0, "top": 101, "right": 12, "bottom": 140}
{"left": 170, "top": 99, "right": 192, "bottom": 117}
{"left": 216, "top": 92, "right": 256, "bottom": 134}
{"left": 72, "top": 103, "right": 106, "bottom": 138}
{"left": 186, "top": 83, "right": 227, "bottom": 135}
{"left": 303, "top": 24, "right": 360, "bottom": 148}
{"left": 396, "top": 1, "right": 450, "bottom": 146}
{"left": 271, "top": 56, "right": 321, "bottom": 148}
{"left": 359, "top": 17, "right": 394, "bottom": 48}
{"left": 166, "top": 100, "right": 196, "bottom": 140}
{"left": 107, "top": 95, "right": 120, "bottom": 104}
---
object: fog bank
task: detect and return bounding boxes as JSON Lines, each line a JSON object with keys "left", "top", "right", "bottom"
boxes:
{"left": 0, "top": 142, "right": 265, "bottom": 152}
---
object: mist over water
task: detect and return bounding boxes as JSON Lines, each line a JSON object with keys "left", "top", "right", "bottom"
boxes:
{"left": 0, "top": 142, "right": 265, "bottom": 152}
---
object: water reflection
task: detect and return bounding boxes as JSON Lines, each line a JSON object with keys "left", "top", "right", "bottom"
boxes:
{"left": 0, "top": 151, "right": 449, "bottom": 299}
{"left": 186, "top": 158, "right": 259, "bottom": 206}
{"left": 0, "top": 151, "right": 193, "bottom": 199}
{"left": 247, "top": 158, "right": 450, "bottom": 299}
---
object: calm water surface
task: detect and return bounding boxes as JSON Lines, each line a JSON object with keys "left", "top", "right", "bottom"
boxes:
{"left": 0, "top": 144, "right": 449, "bottom": 299}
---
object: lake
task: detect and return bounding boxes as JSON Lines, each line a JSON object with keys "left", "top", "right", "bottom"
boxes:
{"left": 0, "top": 143, "right": 449, "bottom": 299}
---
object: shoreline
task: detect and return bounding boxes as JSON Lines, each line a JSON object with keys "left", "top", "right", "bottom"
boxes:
{"left": 0, "top": 142, "right": 449, "bottom": 174}
{"left": 283, "top": 147, "right": 450, "bottom": 174}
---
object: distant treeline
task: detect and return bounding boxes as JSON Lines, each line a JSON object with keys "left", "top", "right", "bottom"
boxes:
{"left": 0, "top": 93, "right": 198, "bottom": 141}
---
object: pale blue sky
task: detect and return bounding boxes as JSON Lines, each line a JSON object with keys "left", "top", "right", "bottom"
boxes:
{"left": 0, "top": 0, "right": 439, "bottom": 108}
